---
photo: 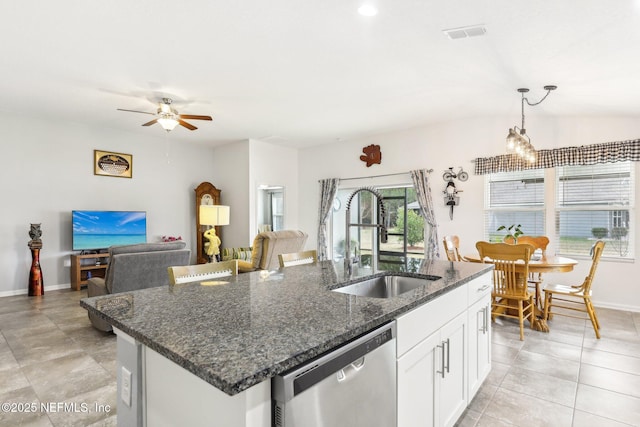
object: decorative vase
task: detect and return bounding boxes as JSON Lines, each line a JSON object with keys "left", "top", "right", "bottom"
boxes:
{"left": 28, "top": 248, "right": 43, "bottom": 296}
{"left": 28, "top": 223, "right": 44, "bottom": 296}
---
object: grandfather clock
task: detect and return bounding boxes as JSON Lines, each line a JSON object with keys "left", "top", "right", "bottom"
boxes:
{"left": 195, "top": 182, "right": 222, "bottom": 264}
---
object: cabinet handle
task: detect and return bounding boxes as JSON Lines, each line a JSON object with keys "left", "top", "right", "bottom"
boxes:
{"left": 481, "top": 307, "right": 487, "bottom": 334}
{"left": 444, "top": 338, "right": 450, "bottom": 374}
{"left": 436, "top": 342, "right": 446, "bottom": 378}
{"left": 477, "top": 284, "right": 491, "bottom": 292}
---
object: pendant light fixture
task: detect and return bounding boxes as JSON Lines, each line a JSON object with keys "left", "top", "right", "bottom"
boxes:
{"left": 506, "top": 85, "right": 557, "bottom": 163}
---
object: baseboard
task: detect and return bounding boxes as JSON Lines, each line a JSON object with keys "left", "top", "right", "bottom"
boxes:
{"left": 593, "top": 301, "right": 640, "bottom": 313}
{"left": 0, "top": 283, "right": 73, "bottom": 298}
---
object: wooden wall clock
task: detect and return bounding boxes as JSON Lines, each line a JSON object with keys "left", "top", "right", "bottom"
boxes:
{"left": 195, "top": 182, "right": 221, "bottom": 264}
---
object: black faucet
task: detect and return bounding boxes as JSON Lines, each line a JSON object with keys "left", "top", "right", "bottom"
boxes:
{"left": 344, "top": 187, "right": 387, "bottom": 276}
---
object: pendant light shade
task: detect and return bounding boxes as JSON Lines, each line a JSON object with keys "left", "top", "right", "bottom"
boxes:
{"left": 505, "top": 86, "right": 557, "bottom": 163}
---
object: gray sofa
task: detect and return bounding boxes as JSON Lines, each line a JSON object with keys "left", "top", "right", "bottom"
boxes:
{"left": 86, "top": 241, "right": 191, "bottom": 331}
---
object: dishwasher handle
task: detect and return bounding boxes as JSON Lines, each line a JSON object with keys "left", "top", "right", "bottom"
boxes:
{"left": 273, "top": 322, "right": 396, "bottom": 402}
{"left": 337, "top": 356, "right": 365, "bottom": 381}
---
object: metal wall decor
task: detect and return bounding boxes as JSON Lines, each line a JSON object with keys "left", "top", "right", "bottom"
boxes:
{"left": 94, "top": 150, "right": 133, "bottom": 178}
{"left": 442, "top": 167, "right": 468, "bottom": 220}
{"left": 360, "top": 144, "right": 382, "bottom": 167}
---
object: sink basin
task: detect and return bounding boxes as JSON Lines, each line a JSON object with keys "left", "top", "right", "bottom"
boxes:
{"left": 332, "top": 274, "right": 441, "bottom": 298}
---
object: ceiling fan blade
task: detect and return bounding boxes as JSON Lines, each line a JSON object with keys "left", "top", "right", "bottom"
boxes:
{"left": 179, "top": 114, "right": 212, "bottom": 121}
{"left": 142, "top": 119, "right": 158, "bottom": 127}
{"left": 178, "top": 119, "right": 197, "bottom": 130}
{"left": 117, "top": 108, "right": 156, "bottom": 115}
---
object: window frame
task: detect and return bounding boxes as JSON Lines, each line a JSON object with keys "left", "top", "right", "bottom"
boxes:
{"left": 555, "top": 161, "right": 635, "bottom": 260}
{"left": 483, "top": 162, "right": 635, "bottom": 261}
{"left": 483, "top": 169, "right": 546, "bottom": 243}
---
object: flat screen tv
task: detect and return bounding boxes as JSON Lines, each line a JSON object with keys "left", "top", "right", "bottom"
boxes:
{"left": 72, "top": 210, "right": 147, "bottom": 251}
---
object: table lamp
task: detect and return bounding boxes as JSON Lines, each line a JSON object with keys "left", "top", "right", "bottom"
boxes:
{"left": 199, "top": 205, "right": 230, "bottom": 262}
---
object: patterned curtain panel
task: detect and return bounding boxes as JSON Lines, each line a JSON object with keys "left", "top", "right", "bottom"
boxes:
{"left": 317, "top": 178, "right": 339, "bottom": 261}
{"left": 475, "top": 139, "right": 640, "bottom": 175}
{"left": 410, "top": 169, "right": 439, "bottom": 259}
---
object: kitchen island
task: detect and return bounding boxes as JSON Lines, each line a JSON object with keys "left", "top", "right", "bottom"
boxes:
{"left": 81, "top": 259, "right": 493, "bottom": 426}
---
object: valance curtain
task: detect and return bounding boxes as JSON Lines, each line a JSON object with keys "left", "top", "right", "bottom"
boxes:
{"left": 317, "top": 178, "right": 339, "bottom": 261}
{"left": 410, "top": 169, "right": 439, "bottom": 259}
{"left": 474, "top": 139, "right": 640, "bottom": 175}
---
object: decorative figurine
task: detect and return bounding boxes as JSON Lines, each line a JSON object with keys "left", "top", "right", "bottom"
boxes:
{"left": 204, "top": 227, "right": 222, "bottom": 262}
{"left": 28, "top": 223, "right": 44, "bottom": 296}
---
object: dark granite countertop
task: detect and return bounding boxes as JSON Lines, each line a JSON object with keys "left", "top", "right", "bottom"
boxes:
{"left": 80, "top": 259, "right": 491, "bottom": 396}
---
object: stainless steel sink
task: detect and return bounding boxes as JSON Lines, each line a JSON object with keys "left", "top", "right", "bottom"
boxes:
{"left": 332, "top": 274, "right": 441, "bottom": 298}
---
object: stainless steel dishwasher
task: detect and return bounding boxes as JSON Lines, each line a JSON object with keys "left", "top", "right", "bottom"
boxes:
{"left": 272, "top": 321, "right": 396, "bottom": 427}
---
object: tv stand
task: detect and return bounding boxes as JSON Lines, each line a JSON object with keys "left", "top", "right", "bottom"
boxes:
{"left": 70, "top": 253, "right": 110, "bottom": 291}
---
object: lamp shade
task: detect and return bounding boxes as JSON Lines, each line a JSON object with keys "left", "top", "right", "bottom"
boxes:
{"left": 199, "top": 205, "right": 230, "bottom": 226}
{"left": 506, "top": 128, "right": 519, "bottom": 151}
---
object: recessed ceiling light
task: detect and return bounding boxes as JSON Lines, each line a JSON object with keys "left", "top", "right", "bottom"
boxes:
{"left": 358, "top": 4, "right": 378, "bottom": 17}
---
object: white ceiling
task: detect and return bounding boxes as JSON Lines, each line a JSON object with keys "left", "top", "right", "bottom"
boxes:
{"left": 2, "top": 1, "right": 639, "bottom": 148}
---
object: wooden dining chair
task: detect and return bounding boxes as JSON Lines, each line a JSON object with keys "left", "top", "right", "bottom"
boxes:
{"left": 168, "top": 260, "right": 238, "bottom": 285}
{"left": 476, "top": 241, "right": 536, "bottom": 340}
{"left": 443, "top": 235, "right": 463, "bottom": 262}
{"left": 278, "top": 250, "right": 318, "bottom": 268}
{"left": 543, "top": 240, "right": 605, "bottom": 339}
{"left": 503, "top": 235, "right": 550, "bottom": 254}
{"left": 504, "top": 235, "right": 550, "bottom": 306}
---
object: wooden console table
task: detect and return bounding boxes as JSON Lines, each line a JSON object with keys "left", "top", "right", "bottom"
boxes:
{"left": 70, "top": 253, "right": 109, "bottom": 291}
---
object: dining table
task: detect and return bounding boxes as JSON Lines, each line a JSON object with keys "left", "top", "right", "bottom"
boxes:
{"left": 463, "top": 253, "right": 578, "bottom": 332}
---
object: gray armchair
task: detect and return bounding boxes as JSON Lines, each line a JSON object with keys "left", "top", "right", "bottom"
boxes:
{"left": 86, "top": 241, "right": 190, "bottom": 331}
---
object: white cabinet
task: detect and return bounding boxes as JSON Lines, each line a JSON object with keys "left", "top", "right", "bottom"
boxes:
{"left": 467, "top": 274, "right": 492, "bottom": 401}
{"left": 396, "top": 272, "right": 492, "bottom": 427}
{"left": 397, "top": 311, "right": 467, "bottom": 427}
{"left": 396, "top": 284, "right": 468, "bottom": 427}
{"left": 467, "top": 297, "right": 491, "bottom": 399}
{"left": 397, "top": 327, "right": 440, "bottom": 427}
{"left": 439, "top": 312, "right": 468, "bottom": 427}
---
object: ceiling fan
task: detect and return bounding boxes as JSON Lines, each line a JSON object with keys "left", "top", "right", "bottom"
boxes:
{"left": 117, "top": 97, "right": 212, "bottom": 132}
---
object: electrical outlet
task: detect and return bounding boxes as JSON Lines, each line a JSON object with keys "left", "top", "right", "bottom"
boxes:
{"left": 121, "top": 366, "right": 132, "bottom": 407}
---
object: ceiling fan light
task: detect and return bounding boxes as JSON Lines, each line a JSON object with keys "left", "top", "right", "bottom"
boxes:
{"left": 158, "top": 117, "right": 178, "bottom": 131}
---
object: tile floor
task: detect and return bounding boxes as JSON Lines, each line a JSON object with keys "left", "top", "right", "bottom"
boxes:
{"left": 1, "top": 289, "right": 639, "bottom": 426}
{"left": 0, "top": 289, "right": 116, "bottom": 426}
{"left": 456, "top": 307, "right": 640, "bottom": 427}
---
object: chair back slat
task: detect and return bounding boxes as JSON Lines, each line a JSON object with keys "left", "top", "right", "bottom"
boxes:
{"left": 168, "top": 260, "right": 238, "bottom": 285}
{"left": 578, "top": 240, "right": 606, "bottom": 294}
{"left": 504, "top": 235, "right": 549, "bottom": 255}
{"left": 278, "top": 250, "right": 318, "bottom": 268}
{"left": 443, "top": 235, "right": 462, "bottom": 262}
{"left": 476, "top": 241, "right": 534, "bottom": 298}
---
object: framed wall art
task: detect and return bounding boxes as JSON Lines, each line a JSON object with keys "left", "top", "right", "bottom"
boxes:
{"left": 94, "top": 150, "right": 133, "bottom": 178}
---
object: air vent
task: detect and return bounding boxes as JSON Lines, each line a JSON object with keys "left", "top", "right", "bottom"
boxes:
{"left": 443, "top": 24, "right": 487, "bottom": 40}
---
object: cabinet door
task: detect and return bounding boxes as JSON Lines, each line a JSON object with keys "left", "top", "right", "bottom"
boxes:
{"left": 439, "top": 312, "right": 468, "bottom": 427}
{"left": 468, "top": 296, "right": 492, "bottom": 400}
{"left": 397, "top": 331, "right": 441, "bottom": 427}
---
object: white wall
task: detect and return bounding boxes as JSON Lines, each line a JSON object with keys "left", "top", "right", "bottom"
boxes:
{"left": 0, "top": 113, "right": 215, "bottom": 296}
{"left": 298, "top": 116, "right": 640, "bottom": 311}
{"left": 210, "top": 141, "right": 251, "bottom": 248}
{"left": 248, "top": 139, "right": 299, "bottom": 238}
{"left": 3, "top": 111, "right": 639, "bottom": 311}
{"left": 211, "top": 139, "right": 300, "bottom": 248}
